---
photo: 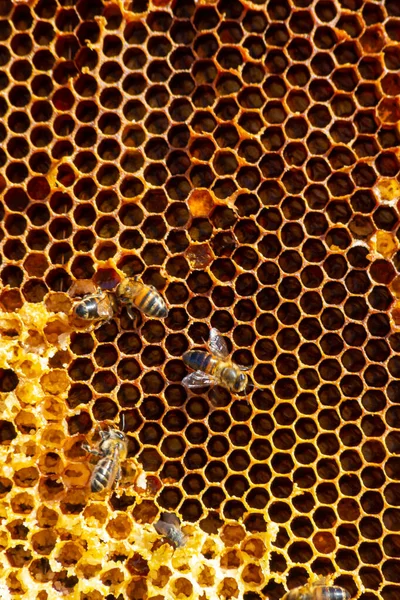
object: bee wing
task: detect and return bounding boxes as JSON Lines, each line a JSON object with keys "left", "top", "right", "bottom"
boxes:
{"left": 161, "top": 512, "right": 180, "bottom": 527}
{"left": 237, "top": 364, "right": 252, "bottom": 371}
{"left": 182, "top": 371, "right": 216, "bottom": 389}
{"left": 97, "top": 295, "right": 116, "bottom": 319}
{"left": 154, "top": 519, "right": 171, "bottom": 536}
{"left": 69, "top": 279, "right": 98, "bottom": 298}
{"left": 209, "top": 328, "right": 229, "bottom": 359}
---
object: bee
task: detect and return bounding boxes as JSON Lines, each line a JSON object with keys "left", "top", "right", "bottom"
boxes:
{"left": 283, "top": 582, "right": 350, "bottom": 600}
{"left": 115, "top": 277, "right": 168, "bottom": 321}
{"left": 73, "top": 288, "right": 117, "bottom": 322}
{"left": 154, "top": 512, "right": 187, "bottom": 548}
{"left": 182, "top": 328, "right": 250, "bottom": 394}
{"left": 83, "top": 425, "right": 128, "bottom": 493}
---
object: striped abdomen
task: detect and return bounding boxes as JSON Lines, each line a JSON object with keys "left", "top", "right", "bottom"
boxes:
{"left": 183, "top": 350, "right": 215, "bottom": 373}
{"left": 285, "top": 586, "right": 350, "bottom": 600}
{"left": 74, "top": 297, "right": 99, "bottom": 320}
{"left": 134, "top": 285, "right": 167, "bottom": 318}
{"left": 90, "top": 450, "right": 119, "bottom": 493}
{"left": 314, "top": 587, "right": 350, "bottom": 600}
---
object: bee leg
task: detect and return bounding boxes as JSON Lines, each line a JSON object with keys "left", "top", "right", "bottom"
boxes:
{"left": 82, "top": 444, "right": 102, "bottom": 456}
{"left": 127, "top": 307, "right": 138, "bottom": 328}
{"left": 114, "top": 467, "right": 122, "bottom": 488}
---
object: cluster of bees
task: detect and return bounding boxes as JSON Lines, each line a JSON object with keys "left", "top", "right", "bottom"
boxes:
{"left": 72, "top": 277, "right": 350, "bottom": 600}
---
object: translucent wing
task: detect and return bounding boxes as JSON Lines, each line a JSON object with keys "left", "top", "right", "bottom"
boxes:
{"left": 97, "top": 294, "right": 116, "bottom": 319}
{"left": 160, "top": 512, "right": 180, "bottom": 527}
{"left": 237, "top": 363, "right": 252, "bottom": 371}
{"left": 209, "top": 328, "right": 229, "bottom": 359}
{"left": 154, "top": 519, "right": 172, "bottom": 537}
{"left": 69, "top": 279, "right": 98, "bottom": 298}
{"left": 182, "top": 371, "right": 216, "bottom": 389}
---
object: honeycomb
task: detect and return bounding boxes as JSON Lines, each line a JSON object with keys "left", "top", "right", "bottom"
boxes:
{"left": 0, "top": 0, "right": 399, "bottom": 598}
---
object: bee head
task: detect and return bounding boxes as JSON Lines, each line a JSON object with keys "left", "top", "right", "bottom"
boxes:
{"left": 105, "top": 427, "right": 126, "bottom": 440}
{"left": 116, "top": 278, "right": 140, "bottom": 304}
{"left": 232, "top": 373, "right": 247, "bottom": 393}
{"left": 101, "top": 426, "right": 125, "bottom": 440}
{"left": 116, "top": 282, "right": 130, "bottom": 304}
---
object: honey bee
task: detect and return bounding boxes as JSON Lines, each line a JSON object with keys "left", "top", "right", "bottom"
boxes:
{"left": 73, "top": 288, "right": 117, "bottom": 322}
{"left": 182, "top": 328, "right": 250, "bottom": 394}
{"left": 154, "top": 512, "right": 187, "bottom": 548}
{"left": 115, "top": 277, "right": 168, "bottom": 320}
{"left": 83, "top": 425, "right": 128, "bottom": 493}
{"left": 283, "top": 582, "right": 350, "bottom": 600}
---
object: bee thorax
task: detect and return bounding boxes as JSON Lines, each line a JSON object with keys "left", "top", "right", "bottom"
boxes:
{"left": 221, "top": 367, "right": 237, "bottom": 385}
